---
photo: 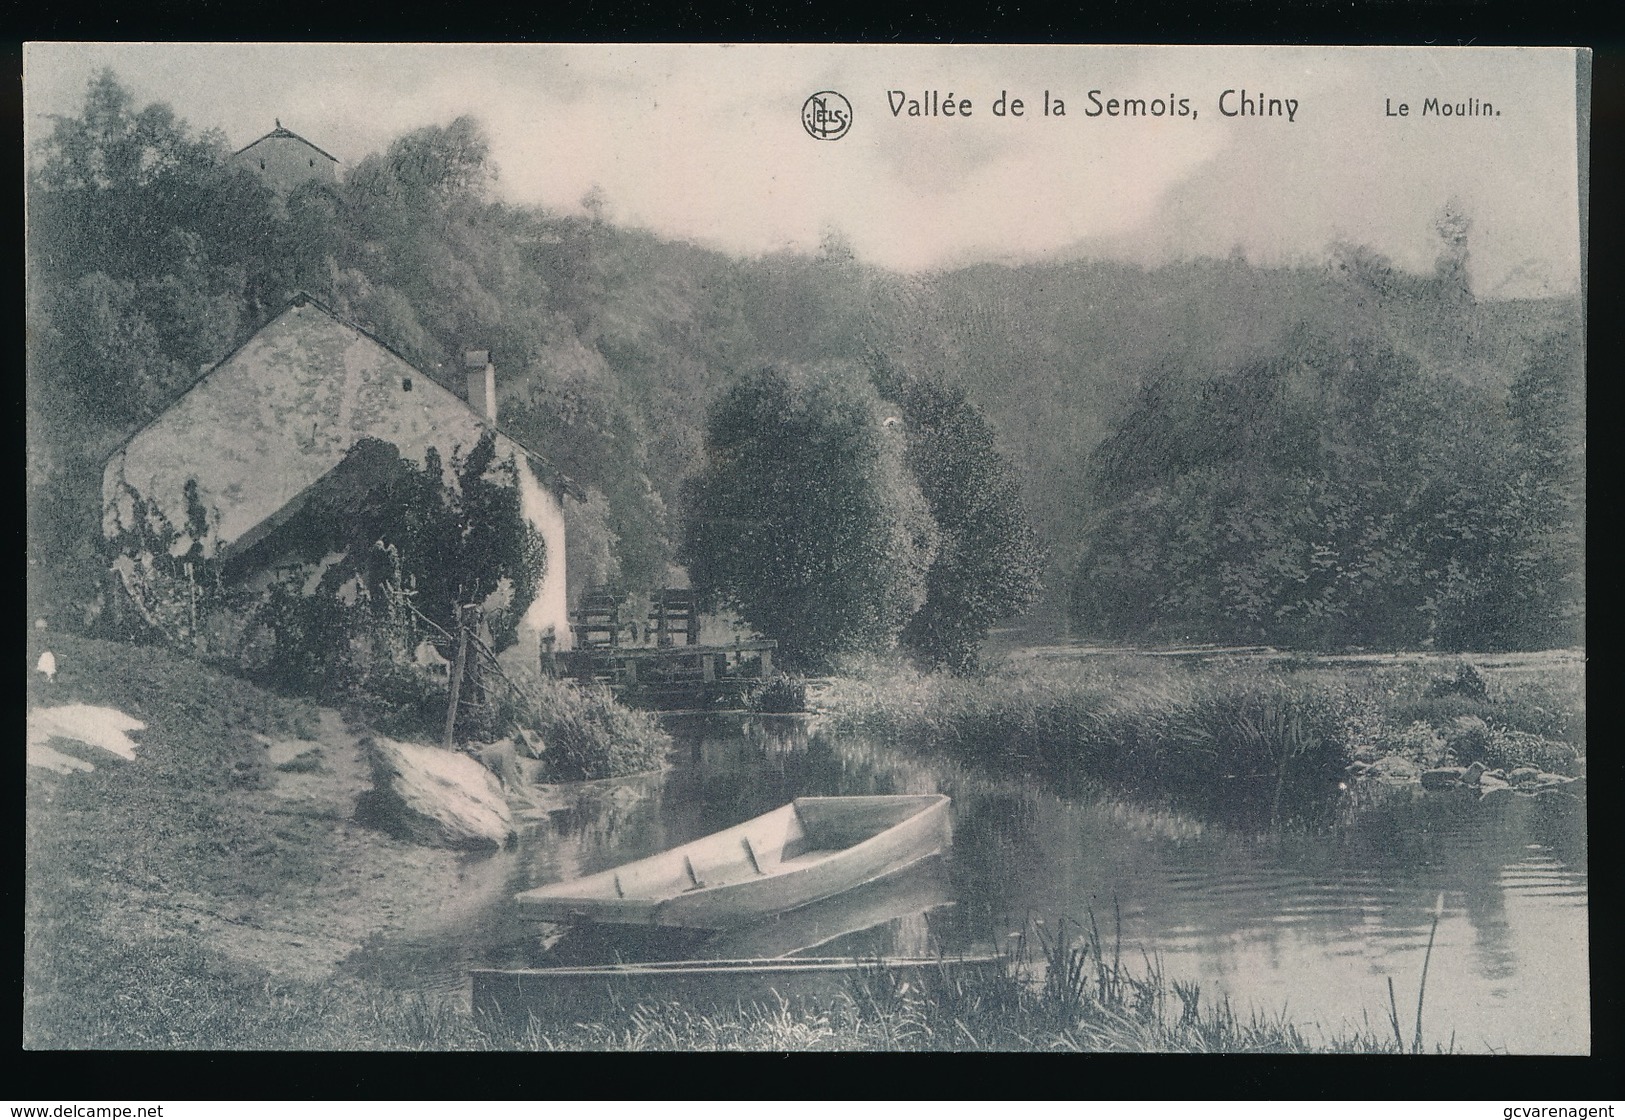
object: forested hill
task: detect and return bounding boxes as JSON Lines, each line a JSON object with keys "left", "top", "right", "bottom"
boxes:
{"left": 27, "top": 74, "right": 1584, "bottom": 649}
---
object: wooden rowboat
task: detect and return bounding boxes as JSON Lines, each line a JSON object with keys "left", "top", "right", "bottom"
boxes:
{"left": 697, "top": 853, "right": 954, "bottom": 960}
{"left": 513, "top": 794, "right": 953, "bottom": 929}
{"left": 538, "top": 854, "right": 957, "bottom": 965}
{"left": 471, "top": 953, "right": 1002, "bottom": 1023}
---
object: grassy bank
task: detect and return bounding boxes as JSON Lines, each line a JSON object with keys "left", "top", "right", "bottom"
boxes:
{"left": 24, "top": 909, "right": 1428, "bottom": 1052}
{"left": 818, "top": 651, "right": 1585, "bottom": 827}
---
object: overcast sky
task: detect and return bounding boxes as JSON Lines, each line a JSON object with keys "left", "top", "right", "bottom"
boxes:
{"left": 24, "top": 43, "right": 1585, "bottom": 297}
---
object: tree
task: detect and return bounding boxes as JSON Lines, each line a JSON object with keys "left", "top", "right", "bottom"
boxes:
{"left": 1068, "top": 333, "right": 1539, "bottom": 650}
{"left": 34, "top": 70, "right": 225, "bottom": 196}
{"left": 1435, "top": 337, "right": 1585, "bottom": 650}
{"left": 502, "top": 359, "right": 675, "bottom": 591}
{"left": 681, "top": 363, "right": 937, "bottom": 669}
{"left": 878, "top": 368, "right": 1045, "bottom": 671}
{"left": 346, "top": 115, "right": 493, "bottom": 230}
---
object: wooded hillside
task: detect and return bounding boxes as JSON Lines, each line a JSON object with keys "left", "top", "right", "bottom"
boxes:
{"left": 27, "top": 73, "right": 1584, "bottom": 650}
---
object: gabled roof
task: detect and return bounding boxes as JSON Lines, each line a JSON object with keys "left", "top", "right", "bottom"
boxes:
{"left": 103, "top": 291, "right": 586, "bottom": 502}
{"left": 234, "top": 125, "right": 341, "bottom": 164}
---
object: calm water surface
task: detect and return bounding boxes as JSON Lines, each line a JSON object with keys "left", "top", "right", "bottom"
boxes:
{"left": 346, "top": 712, "right": 1589, "bottom": 1054}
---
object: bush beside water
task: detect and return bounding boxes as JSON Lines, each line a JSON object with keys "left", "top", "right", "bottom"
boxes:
{"left": 512, "top": 677, "right": 671, "bottom": 781}
{"left": 353, "top": 665, "right": 672, "bottom": 782}
{"left": 747, "top": 674, "right": 809, "bottom": 713}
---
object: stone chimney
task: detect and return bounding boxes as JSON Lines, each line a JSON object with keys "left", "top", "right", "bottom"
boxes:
{"left": 463, "top": 349, "right": 496, "bottom": 423}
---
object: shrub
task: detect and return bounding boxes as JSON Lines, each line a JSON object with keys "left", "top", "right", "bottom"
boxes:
{"left": 1442, "top": 715, "right": 1494, "bottom": 763}
{"left": 1477, "top": 729, "right": 1580, "bottom": 773}
{"left": 248, "top": 573, "right": 360, "bottom": 694}
{"left": 1374, "top": 720, "right": 1447, "bottom": 764}
{"left": 748, "top": 675, "right": 809, "bottom": 713}
{"left": 1388, "top": 691, "right": 1492, "bottom": 729}
{"left": 513, "top": 677, "right": 671, "bottom": 781}
{"left": 1164, "top": 680, "right": 1352, "bottom": 821}
{"left": 1446, "top": 717, "right": 1579, "bottom": 772}
{"left": 345, "top": 660, "right": 450, "bottom": 742}
{"left": 1425, "top": 663, "right": 1489, "bottom": 701}
{"left": 1484, "top": 678, "right": 1587, "bottom": 746}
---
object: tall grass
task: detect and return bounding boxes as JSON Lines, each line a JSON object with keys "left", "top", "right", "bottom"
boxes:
{"left": 823, "top": 657, "right": 1353, "bottom": 826}
{"left": 1386, "top": 892, "right": 1447, "bottom": 1055}
{"left": 25, "top": 909, "right": 1425, "bottom": 1052}
{"left": 819, "top": 653, "right": 1585, "bottom": 826}
{"left": 507, "top": 676, "right": 671, "bottom": 781}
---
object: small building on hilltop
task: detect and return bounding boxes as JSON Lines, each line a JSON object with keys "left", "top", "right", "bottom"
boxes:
{"left": 102, "top": 293, "right": 579, "bottom": 673}
{"left": 232, "top": 120, "right": 339, "bottom": 196}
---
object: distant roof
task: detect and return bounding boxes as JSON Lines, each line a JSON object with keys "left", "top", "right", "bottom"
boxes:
{"left": 234, "top": 124, "right": 341, "bottom": 164}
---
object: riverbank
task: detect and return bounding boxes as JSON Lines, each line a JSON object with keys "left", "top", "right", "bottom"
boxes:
{"left": 27, "top": 632, "right": 1488, "bottom": 1051}
{"left": 816, "top": 649, "right": 1585, "bottom": 827}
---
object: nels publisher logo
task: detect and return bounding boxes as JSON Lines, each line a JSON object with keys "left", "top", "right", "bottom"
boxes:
{"left": 802, "top": 91, "right": 853, "bottom": 140}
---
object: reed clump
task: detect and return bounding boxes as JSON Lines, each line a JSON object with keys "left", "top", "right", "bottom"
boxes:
{"left": 819, "top": 652, "right": 1584, "bottom": 824}
{"left": 747, "top": 674, "right": 811, "bottom": 714}
{"left": 822, "top": 656, "right": 1352, "bottom": 825}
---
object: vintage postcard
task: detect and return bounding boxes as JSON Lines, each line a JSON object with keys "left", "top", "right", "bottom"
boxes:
{"left": 24, "top": 44, "right": 1588, "bottom": 1055}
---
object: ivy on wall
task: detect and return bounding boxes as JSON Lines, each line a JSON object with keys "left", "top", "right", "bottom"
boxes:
{"left": 102, "top": 431, "right": 546, "bottom": 698}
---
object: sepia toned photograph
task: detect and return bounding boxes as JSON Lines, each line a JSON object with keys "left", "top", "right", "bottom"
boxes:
{"left": 23, "top": 43, "right": 1587, "bottom": 1054}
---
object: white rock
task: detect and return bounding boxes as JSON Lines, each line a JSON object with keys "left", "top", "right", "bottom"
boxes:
{"left": 36, "top": 651, "right": 56, "bottom": 681}
{"left": 363, "top": 736, "right": 515, "bottom": 850}
{"left": 27, "top": 705, "right": 144, "bottom": 761}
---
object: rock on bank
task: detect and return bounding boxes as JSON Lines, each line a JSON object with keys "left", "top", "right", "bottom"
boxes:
{"left": 363, "top": 736, "right": 516, "bottom": 850}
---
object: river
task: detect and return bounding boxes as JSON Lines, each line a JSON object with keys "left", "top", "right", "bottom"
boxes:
{"left": 345, "top": 711, "right": 1590, "bottom": 1054}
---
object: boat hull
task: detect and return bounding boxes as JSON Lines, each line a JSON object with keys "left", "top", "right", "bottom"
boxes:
{"left": 513, "top": 794, "right": 953, "bottom": 929}
{"left": 471, "top": 954, "right": 1002, "bottom": 1023}
{"left": 536, "top": 855, "right": 956, "bottom": 965}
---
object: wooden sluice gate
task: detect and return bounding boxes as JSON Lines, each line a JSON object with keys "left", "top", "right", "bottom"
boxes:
{"left": 561, "top": 588, "right": 777, "bottom": 705}
{"left": 560, "top": 639, "right": 777, "bottom": 689}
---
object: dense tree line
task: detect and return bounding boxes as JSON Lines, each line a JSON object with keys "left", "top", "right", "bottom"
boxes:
{"left": 1069, "top": 329, "right": 1584, "bottom": 650}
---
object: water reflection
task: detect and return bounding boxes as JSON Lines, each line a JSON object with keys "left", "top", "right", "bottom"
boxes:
{"left": 351, "top": 711, "right": 1588, "bottom": 1054}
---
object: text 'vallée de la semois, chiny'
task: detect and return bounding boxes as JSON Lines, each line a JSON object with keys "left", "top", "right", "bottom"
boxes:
{"left": 884, "top": 89, "right": 1303, "bottom": 122}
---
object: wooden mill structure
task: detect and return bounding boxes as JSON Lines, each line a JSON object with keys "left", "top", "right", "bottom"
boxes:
{"left": 560, "top": 588, "right": 777, "bottom": 707}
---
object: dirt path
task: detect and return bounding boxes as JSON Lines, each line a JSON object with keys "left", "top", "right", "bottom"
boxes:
{"left": 120, "top": 708, "right": 525, "bottom": 985}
